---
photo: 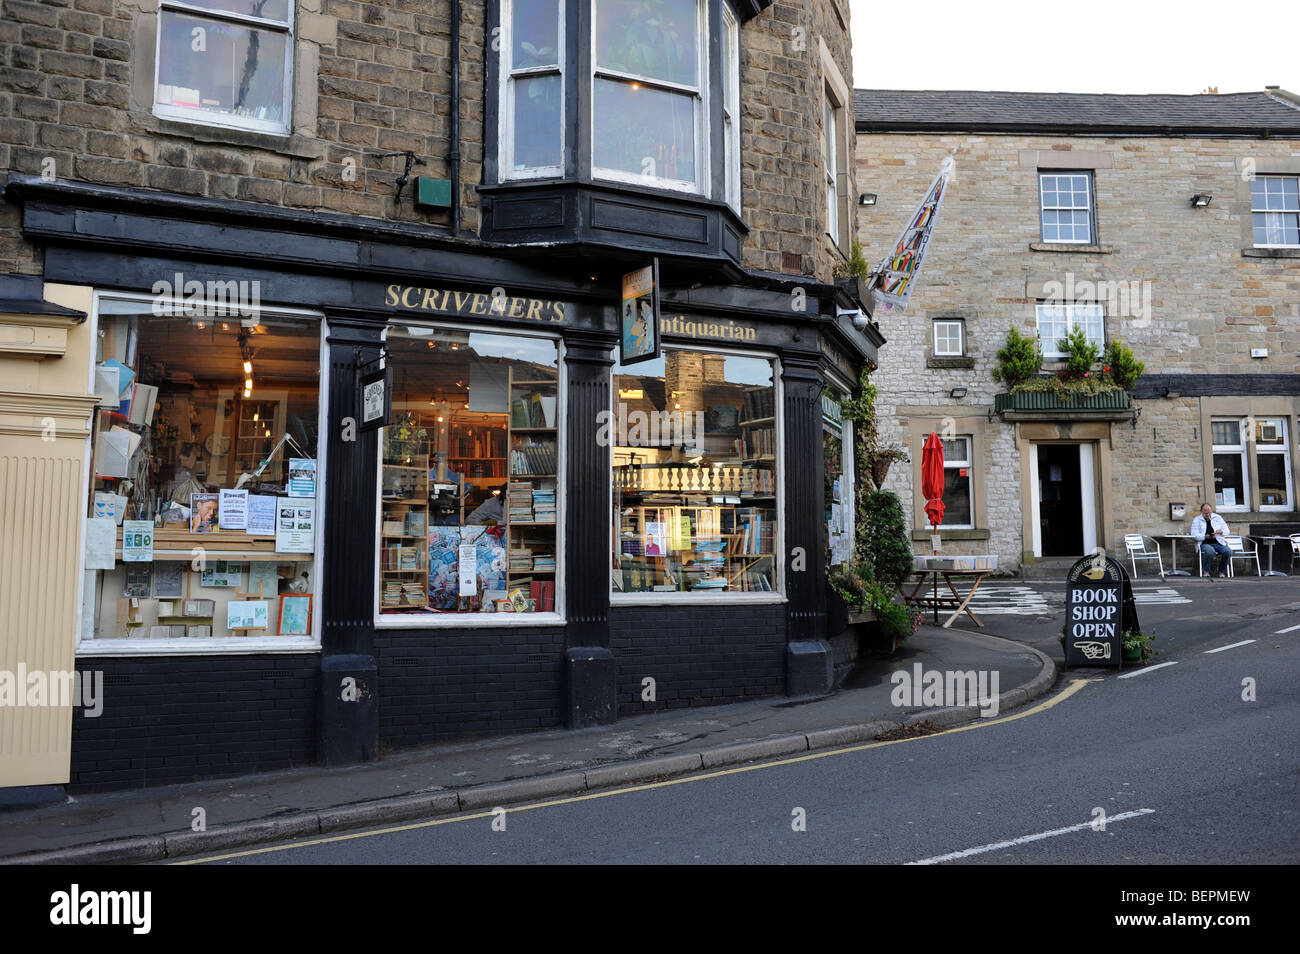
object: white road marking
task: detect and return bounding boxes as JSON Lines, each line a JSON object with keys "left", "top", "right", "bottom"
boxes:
{"left": 1117, "top": 661, "right": 1179, "bottom": 679}
{"left": 907, "top": 809, "right": 1157, "bottom": 865}
{"left": 1133, "top": 587, "right": 1191, "bottom": 605}
{"left": 1275, "top": 623, "right": 1300, "bottom": 635}
{"left": 1203, "top": 640, "right": 1256, "bottom": 654}
{"left": 967, "top": 587, "right": 1053, "bottom": 614}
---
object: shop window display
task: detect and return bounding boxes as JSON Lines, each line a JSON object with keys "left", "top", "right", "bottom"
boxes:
{"left": 82, "top": 298, "right": 321, "bottom": 643}
{"left": 379, "top": 326, "right": 560, "bottom": 617}
{"left": 610, "top": 348, "right": 778, "bottom": 595}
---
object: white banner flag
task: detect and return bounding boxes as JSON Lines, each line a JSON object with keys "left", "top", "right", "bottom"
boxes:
{"left": 871, "top": 156, "right": 954, "bottom": 316}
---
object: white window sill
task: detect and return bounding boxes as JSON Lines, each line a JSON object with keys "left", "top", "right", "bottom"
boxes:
{"left": 77, "top": 637, "right": 320, "bottom": 657}
{"left": 374, "top": 612, "right": 567, "bottom": 628}
{"left": 611, "top": 592, "right": 786, "bottom": 606}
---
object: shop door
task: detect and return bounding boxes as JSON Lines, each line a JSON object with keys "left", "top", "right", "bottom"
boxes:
{"left": 1037, "top": 444, "right": 1083, "bottom": 556}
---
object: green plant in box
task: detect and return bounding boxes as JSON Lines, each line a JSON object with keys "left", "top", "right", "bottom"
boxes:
{"left": 992, "top": 326, "right": 1042, "bottom": 389}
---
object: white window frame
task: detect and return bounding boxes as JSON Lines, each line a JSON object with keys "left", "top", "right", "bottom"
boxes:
{"left": 1250, "top": 174, "right": 1300, "bottom": 248}
{"left": 500, "top": 0, "right": 566, "bottom": 180}
{"left": 940, "top": 435, "right": 974, "bottom": 530}
{"left": 1253, "top": 416, "right": 1294, "bottom": 512}
{"left": 153, "top": 0, "right": 294, "bottom": 136}
{"left": 1038, "top": 171, "right": 1094, "bottom": 244}
{"left": 1035, "top": 302, "right": 1104, "bottom": 359}
{"left": 373, "top": 321, "right": 567, "bottom": 628}
{"left": 590, "top": 0, "right": 709, "bottom": 195}
{"left": 825, "top": 95, "right": 839, "bottom": 242}
{"left": 608, "top": 343, "right": 785, "bottom": 605}
{"left": 823, "top": 374, "right": 854, "bottom": 567}
{"left": 721, "top": 3, "right": 740, "bottom": 211}
{"left": 1210, "top": 417, "right": 1250, "bottom": 513}
{"left": 76, "top": 292, "right": 326, "bottom": 656}
{"left": 932, "top": 319, "right": 964, "bottom": 357}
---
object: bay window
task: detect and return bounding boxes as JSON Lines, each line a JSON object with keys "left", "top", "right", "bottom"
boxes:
{"left": 495, "top": 0, "right": 740, "bottom": 200}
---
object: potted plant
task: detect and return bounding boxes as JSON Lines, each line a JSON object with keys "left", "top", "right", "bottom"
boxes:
{"left": 991, "top": 326, "right": 1042, "bottom": 390}
{"left": 1122, "top": 627, "right": 1156, "bottom": 663}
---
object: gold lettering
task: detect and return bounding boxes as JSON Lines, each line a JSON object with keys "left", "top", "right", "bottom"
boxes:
{"left": 453, "top": 291, "right": 472, "bottom": 311}
{"left": 385, "top": 284, "right": 400, "bottom": 307}
{"left": 401, "top": 287, "right": 419, "bottom": 309}
{"left": 421, "top": 288, "right": 439, "bottom": 310}
{"left": 508, "top": 297, "right": 526, "bottom": 318}
{"left": 526, "top": 299, "right": 542, "bottom": 321}
{"left": 550, "top": 301, "right": 565, "bottom": 322}
{"left": 470, "top": 293, "right": 488, "bottom": 314}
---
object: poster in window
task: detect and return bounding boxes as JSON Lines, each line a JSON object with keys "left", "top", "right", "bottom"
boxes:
{"left": 122, "top": 520, "right": 154, "bottom": 562}
{"left": 620, "top": 260, "right": 660, "bottom": 366}
{"left": 277, "top": 594, "right": 312, "bottom": 636}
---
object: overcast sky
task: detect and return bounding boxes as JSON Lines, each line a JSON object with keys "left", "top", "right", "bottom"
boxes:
{"left": 850, "top": 0, "right": 1300, "bottom": 96}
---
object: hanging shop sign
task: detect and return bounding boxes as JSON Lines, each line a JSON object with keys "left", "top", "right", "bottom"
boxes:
{"left": 357, "top": 348, "right": 392, "bottom": 433}
{"left": 620, "top": 260, "right": 660, "bottom": 366}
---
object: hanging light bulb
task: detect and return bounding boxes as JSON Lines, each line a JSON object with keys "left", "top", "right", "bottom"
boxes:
{"left": 243, "top": 360, "right": 253, "bottom": 374}
{"left": 252, "top": 411, "right": 259, "bottom": 422}
{"left": 243, "top": 388, "right": 251, "bottom": 398}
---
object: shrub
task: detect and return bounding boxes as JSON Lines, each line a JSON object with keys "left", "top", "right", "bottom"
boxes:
{"left": 862, "top": 489, "right": 913, "bottom": 589}
{"left": 991, "top": 327, "right": 1042, "bottom": 389}
{"left": 1060, "top": 325, "right": 1101, "bottom": 380}
{"left": 1105, "top": 338, "right": 1145, "bottom": 390}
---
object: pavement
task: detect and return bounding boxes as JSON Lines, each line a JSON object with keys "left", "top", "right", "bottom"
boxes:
{"left": 0, "top": 624, "right": 1055, "bottom": 865}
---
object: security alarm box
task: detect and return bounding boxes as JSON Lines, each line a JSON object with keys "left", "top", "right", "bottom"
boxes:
{"left": 1170, "top": 502, "right": 1186, "bottom": 520}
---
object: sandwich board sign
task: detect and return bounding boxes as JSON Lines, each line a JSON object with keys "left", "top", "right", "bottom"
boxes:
{"left": 1063, "top": 554, "right": 1138, "bottom": 667}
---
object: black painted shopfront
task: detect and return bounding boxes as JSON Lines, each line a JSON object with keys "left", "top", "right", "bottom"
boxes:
{"left": 7, "top": 175, "right": 881, "bottom": 790}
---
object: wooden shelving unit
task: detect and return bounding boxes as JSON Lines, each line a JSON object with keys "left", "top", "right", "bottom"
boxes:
{"left": 380, "top": 458, "right": 429, "bottom": 610}
{"left": 505, "top": 368, "right": 558, "bottom": 610}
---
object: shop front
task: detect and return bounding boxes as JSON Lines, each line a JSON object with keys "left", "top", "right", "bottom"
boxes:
{"left": 6, "top": 181, "right": 881, "bottom": 791}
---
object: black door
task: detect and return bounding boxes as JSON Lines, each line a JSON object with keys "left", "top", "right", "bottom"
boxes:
{"left": 1038, "top": 444, "right": 1083, "bottom": 556}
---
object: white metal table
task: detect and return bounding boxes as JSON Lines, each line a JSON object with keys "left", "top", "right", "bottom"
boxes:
{"left": 1160, "top": 534, "right": 1194, "bottom": 577}
{"left": 1248, "top": 535, "right": 1291, "bottom": 577}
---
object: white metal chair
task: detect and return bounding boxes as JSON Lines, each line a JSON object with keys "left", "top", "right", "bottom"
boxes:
{"left": 1123, "top": 533, "right": 1164, "bottom": 578}
{"left": 1224, "top": 535, "right": 1261, "bottom": 577}
{"left": 1289, "top": 534, "right": 1300, "bottom": 575}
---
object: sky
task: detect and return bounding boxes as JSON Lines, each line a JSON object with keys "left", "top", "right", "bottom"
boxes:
{"left": 850, "top": 0, "right": 1300, "bottom": 96}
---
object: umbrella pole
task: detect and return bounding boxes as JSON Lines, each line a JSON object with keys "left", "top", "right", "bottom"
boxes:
{"left": 931, "top": 522, "right": 939, "bottom": 625}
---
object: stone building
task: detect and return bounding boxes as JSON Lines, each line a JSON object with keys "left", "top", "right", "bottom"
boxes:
{"left": 0, "top": 0, "right": 881, "bottom": 791}
{"left": 854, "top": 89, "right": 1300, "bottom": 575}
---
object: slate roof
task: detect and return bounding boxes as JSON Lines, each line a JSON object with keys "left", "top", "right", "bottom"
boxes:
{"left": 853, "top": 89, "right": 1300, "bottom": 136}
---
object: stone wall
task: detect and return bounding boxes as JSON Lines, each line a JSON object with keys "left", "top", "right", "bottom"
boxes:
{"left": 855, "top": 130, "right": 1300, "bottom": 569}
{"left": 1, "top": 0, "right": 857, "bottom": 285}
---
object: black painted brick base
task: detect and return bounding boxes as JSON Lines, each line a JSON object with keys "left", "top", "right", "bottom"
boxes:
{"left": 610, "top": 605, "right": 786, "bottom": 714}
{"left": 70, "top": 655, "right": 318, "bottom": 792}
{"left": 374, "top": 627, "right": 567, "bottom": 748}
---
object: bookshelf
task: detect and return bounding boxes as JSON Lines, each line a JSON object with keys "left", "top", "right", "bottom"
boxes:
{"left": 505, "top": 367, "right": 558, "bottom": 611}
{"left": 380, "top": 456, "right": 429, "bottom": 610}
{"left": 614, "top": 501, "right": 774, "bottom": 593}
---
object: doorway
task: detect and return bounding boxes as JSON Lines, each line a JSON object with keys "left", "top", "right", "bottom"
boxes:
{"left": 1037, "top": 444, "right": 1083, "bottom": 556}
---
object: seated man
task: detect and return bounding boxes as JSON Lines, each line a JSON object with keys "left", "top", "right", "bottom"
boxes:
{"left": 1191, "top": 502, "right": 1231, "bottom": 579}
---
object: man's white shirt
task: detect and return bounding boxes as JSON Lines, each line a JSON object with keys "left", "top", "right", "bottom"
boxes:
{"left": 1191, "top": 512, "right": 1229, "bottom": 543}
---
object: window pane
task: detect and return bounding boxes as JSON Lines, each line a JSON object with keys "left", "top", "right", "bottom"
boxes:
{"left": 198, "top": 0, "right": 291, "bottom": 22}
{"left": 381, "top": 328, "right": 560, "bottom": 615}
{"left": 157, "top": 10, "right": 287, "bottom": 124}
{"left": 611, "top": 349, "right": 778, "bottom": 594}
{"left": 1211, "top": 420, "right": 1240, "bottom": 447}
{"left": 1257, "top": 453, "right": 1289, "bottom": 507}
{"left": 593, "top": 78, "right": 695, "bottom": 183}
{"left": 941, "top": 437, "right": 969, "bottom": 464}
{"left": 512, "top": 0, "right": 560, "bottom": 69}
{"left": 1212, "top": 452, "right": 1246, "bottom": 507}
{"left": 1254, "top": 418, "right": 1285, "bottom": 445}
{"left": 84, "top": 301, "right": 320, "bottom": 641}
{"left": 942, "top": 471, "right": 972, "bottom": 526}
{"left": 512, "top": 74, "right": 561, "bottom": 169}
{"left": 595, "top": 0, "right": 699, "bottom": 87}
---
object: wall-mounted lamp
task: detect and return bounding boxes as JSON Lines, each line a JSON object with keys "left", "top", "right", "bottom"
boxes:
{"left": 949, "top": 387, "right": 968, "bottom": 399}
{"left": 1190, "top": 193, "right": 1213, "bottom": 207}
{"left": 858, "top": 193, "right": 878, "bottom": 206}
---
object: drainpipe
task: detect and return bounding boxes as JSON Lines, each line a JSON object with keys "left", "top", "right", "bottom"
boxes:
{"left": 449, "top": 0, "right": 461, "bottom": 236}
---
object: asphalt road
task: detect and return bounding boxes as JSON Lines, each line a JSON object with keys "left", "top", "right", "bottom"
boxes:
{"left": 193, "top": 578, "right": 1299, "bottom": 865}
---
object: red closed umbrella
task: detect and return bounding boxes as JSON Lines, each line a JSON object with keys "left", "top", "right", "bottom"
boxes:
{"left": 921, "top": 432, "right": 946, "bottom": 537}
